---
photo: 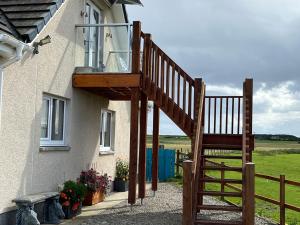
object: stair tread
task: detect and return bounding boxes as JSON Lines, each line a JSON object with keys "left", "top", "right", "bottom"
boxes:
{"left": 194, "top": 219, "right": 242, "bottom": 225}
{"left": 197, "top": 205, "right": 242, "bottom": 211}
{"left": 200, "top": 178, "right": 242, "bottom": 184}
{"left": 201, "top": 166, "right": 242, "bottom": 171}
{"left": 203, "top": 155, "right": 242, "bottom": 159}
{"left": 198, "top": 191, "right": 242, "bottom": 197}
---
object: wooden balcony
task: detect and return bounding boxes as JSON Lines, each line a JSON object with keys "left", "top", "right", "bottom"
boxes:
{"left": 72, "top": 72, "right": 141, "bottom": 100}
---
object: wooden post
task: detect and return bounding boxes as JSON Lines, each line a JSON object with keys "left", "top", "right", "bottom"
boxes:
{"left": 138, "top": 92, "right": 148, "bottom": 200}
{"left": 128, "top": 21, "right": 141, "bottom": 205}
{"left": 280, "top": 175, "right": 286, "bottom": 225}
{"left": 243, "top": 163, "right": 255, "bottom": 225}
{"left": 176, "top": 150, "right": 180, "bottom": 175}
{"left": 191, "top": 78, "right": 202, "bottom": 156}
{"left": 244, "top": 79, "right": 253, "bottom": 162}
{"left": 131, "top": 21, "right": 141, "bottom": 74}
{"left": 220, "top": 162, "right": 225, "bottom": 201}
{"left": 183, "top": 160, "right": 193, "bottom": 225}
{"left": 128, "top": 88, "right": 140, "bottom": 205}
{"left": 152, "top": 104, "right": 159, "bottom": 191}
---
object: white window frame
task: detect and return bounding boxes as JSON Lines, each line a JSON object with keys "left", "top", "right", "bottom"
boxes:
{"left": 40, "top": 95, "right": 67, "bottom": 147}
{"left": 100, "top": 109, "right": 115, "bottom": 152}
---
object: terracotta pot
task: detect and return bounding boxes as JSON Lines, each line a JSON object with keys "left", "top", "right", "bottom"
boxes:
{"left": 83, "top": 190, "right": 105, "bottom": 206}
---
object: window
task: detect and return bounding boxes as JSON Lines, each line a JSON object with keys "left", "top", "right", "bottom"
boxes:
{"left": 84, "top": 0, "right": 104, "bottom": 70}
{"left": 100, "top": 110, "right": 115, "bottom": 152}
{"left": 40, "top": 95, "right": 67, "bottom": 146}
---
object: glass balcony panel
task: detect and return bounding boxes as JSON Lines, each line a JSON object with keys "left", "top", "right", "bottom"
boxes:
{"left": 75, "top": 23, "right": 132, "bottom": 73}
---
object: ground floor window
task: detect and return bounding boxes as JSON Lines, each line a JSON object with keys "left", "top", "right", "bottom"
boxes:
{"left": 100, "top": 110, "right": 115, "bottom": 152}
{"left": 40, "top": 95, "right": 67, "bottom": 146}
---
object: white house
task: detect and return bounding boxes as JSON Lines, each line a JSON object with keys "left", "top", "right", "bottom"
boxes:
{"left": 0, "top": 0, "right": 141, "bottom": 223}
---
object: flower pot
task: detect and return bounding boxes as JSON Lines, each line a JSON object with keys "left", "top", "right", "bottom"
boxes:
{"left": 62, "top": 202, "right": 82, "bottom": 219}
{"left": 82, "top": 190, "right": 105, "bottom": 206}
{"left": 114, "top": 179, "right": 128, "bottom": 192}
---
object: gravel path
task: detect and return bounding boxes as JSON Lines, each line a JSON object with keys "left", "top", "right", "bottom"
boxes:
{"left": 78, "top": 183, "right": 276, "bottom": 225}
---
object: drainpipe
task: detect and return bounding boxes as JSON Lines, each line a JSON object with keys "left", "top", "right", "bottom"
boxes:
{"left": 0, "top": 34, "right": 32, "bottom": 131}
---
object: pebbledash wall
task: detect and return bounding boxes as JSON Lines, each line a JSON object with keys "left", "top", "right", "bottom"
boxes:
{"left": 0, "top": 0, "right": 131, "bottom": 218}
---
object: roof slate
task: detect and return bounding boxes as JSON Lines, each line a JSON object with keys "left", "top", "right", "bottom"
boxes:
{"left": 0, "top": 0, "right": 65, "bottom": 43}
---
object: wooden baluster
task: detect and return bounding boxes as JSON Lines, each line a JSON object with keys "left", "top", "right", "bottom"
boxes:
{"left": 214, "top": 97, "right": 217, "bottom": 134}
{"left": 225, "top": 97, "right": 228, "bottom": 134}
{"left": 220, "top": 97, "right": 223, "bottom": 134}
{"left": 151, "top": 46, "right": 155, "bottom": 81}
{"left": 238, "top": 97, "right": 241, "bottom": 134}
{"left": 231, "top": 97, "right": 235, "bottom": 134}
{"left": 155, "top": 47, "right": 159, "bottom": 85}
{"left": 172, "top": 63, "right": 175, "bottom": 101}
{"left": 166, "top": 59, "right": 170, "bottom": 99}
{"left": 177, "top": 68, "right": 181, "bottom": 106}
{"left": 188, "top": 83, "right": 192, "bottom": 118}
{"left": 161, "top": 55, "right": 165, "bottom": 90}
{"left": 183, "top": 75, "right": 187, "bottom": 113}
{"left": 208, "top": 97, "right": 211, "bottom": 134}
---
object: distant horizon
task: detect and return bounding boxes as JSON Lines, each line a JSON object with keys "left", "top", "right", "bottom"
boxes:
{"left": 146, "top": 133, "right": 300, "bottom": 138}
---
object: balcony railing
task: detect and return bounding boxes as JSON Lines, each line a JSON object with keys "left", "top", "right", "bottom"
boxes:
{"left": 75, "top": 23, "right": 132, "bottom": 73}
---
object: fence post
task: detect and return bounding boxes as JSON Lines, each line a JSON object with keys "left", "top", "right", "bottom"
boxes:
{"left": 244, "top": 162, "right": 255, "bottom": 225}
{"left": 183, "top": 160, "right": 193, "bottom": 225}
{"left": 221, "top": 162, "right": 225, "bottom": 201}
{"left": 280, "top": 175, "right": 285, "bottom": 225}
{"left": 176, "top": 150, "right": 180, "bottom": 175}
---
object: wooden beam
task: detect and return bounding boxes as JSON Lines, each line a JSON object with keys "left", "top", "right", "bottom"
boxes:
{"left": 152, "top": 103, "right": 159, "bottom": 192}
{"left": 73, "top": 74, "right": 141, "bottom": 88}
{"left": 138, "top": 92, "right": 148, "bottom": 199}
{"left": 128, "top": 88, "right": 140, "bottom": 205}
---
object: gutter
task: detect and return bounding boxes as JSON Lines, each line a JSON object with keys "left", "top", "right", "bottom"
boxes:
{"left": 0, "top": 33, "right": 32, "bottom": 131}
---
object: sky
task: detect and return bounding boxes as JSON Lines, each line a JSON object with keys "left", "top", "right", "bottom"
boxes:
{"left": 127, "top": 0, "right": 300, "bottom": 137}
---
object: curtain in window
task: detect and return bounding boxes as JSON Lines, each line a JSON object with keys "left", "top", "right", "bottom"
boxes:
{"left": 51, "top": 99, "right": 64, "bottom": 141}
{"left": 41, "top": 99, "right": 49, "bottom": 138}
{"left": 104, "top": 112, "right": 111, "bottom": 147}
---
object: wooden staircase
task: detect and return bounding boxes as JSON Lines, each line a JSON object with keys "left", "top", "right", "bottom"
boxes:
{"left": 138, "top": 26, "right": 255, "bottom": 225}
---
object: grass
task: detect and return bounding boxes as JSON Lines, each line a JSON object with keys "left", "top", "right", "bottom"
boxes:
{"left": 147, "top": 135, "right": 300, "bottom": 225}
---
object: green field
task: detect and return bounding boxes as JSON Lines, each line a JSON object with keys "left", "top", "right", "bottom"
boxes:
{"left": 147, "top": 135, "right": 300, "bottom": 225}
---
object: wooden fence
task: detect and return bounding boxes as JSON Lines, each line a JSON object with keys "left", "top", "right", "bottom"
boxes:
{"left": 176, "top": 150, "right": 300, "bottom": 225}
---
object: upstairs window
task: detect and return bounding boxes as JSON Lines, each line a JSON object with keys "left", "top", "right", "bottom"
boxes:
{"left": 40, "top": 95, "right": 67, "bottom": 146}
{"left": 100, "top": 110, "right": 115, "bottom": 152}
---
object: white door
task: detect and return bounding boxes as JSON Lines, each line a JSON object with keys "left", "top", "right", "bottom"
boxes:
{"left": 85, "top": 1, "right": 103, "bottom": 69}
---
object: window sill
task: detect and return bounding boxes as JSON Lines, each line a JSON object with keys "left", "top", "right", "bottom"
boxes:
{"left": 99, "top": 150, "right": 115, "bottom": 156}
{"left": 39, "top": 146, "right": 71, "bottom": 152}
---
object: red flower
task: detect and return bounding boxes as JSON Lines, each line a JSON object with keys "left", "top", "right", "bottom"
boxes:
{"left": 72, "top": 202, "right": 80, "bottom": 211}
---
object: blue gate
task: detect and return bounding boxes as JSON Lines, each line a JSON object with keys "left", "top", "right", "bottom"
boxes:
{"left": 146, "top": 148, "right": 175, "bottom": 182}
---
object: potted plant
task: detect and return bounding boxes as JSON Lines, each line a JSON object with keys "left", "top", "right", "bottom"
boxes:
{"left": 79, "top": 168, "right": 111, "bottom": 206}
{"left": 59, "top": 180, "right": 87, "bottom": 219}
{"left": 114, "top": 158, "right": 129, "bottom": 192}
